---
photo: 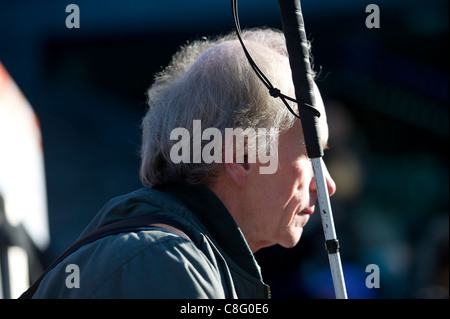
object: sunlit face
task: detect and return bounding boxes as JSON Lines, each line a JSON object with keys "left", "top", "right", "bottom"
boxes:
{"left": 243, "top": 84, "right": 336, "bottom": 252}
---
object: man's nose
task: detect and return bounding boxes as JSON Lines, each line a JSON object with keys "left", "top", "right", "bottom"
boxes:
{"left": 322, "top": 160, "right": 336, "bottom": 196}
{"left": 326, "top": 170, "right": 337, "bottom": 197}
{"left": 310, "top": 160, "right": 337, "bottom": 197}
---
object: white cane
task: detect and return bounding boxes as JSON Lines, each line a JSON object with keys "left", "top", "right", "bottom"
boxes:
{"left": 232, "top": 0, "right": 348, "bottom": 299}
{"left": 312, "top": 158, "right": 348, "bottom": 299}
{"left": 277, "top": 0, "right": 348, "bottom": 299}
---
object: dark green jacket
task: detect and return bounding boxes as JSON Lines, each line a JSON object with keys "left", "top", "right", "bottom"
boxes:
{"left": 33, "top": 183, "right": 270, "bottom": 298}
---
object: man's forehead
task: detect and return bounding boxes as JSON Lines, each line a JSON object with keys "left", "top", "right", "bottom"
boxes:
{"left": 313, "top": 83, "right": 326, "bottom": 119}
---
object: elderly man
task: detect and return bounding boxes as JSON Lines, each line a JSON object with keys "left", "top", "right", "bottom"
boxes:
{"left": 30, "top": 28, "right": 336, "bottom": 299}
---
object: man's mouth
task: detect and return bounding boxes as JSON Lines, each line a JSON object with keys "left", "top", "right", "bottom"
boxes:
{"left": 298, "top": 208, "right": 314, "bottom": 216}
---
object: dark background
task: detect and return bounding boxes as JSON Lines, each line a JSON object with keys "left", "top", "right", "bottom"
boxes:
{"left": 0, "top": 0, "right": 448, "bottom": 298}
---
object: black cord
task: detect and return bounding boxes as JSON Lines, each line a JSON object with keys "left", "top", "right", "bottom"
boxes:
{"left": 231, "top": 0, "right": 320, "bottom": 118}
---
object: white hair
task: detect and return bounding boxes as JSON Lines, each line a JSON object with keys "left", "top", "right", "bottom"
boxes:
{"left": 140, "top": 28, "right": 313, "bottom": 186}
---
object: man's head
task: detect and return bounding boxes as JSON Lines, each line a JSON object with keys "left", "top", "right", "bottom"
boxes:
{"left": 141, "top": 29, "right": 298, "bottom": 185}
{"left": 140, "top": 28, "right": 336, "bottom": 252}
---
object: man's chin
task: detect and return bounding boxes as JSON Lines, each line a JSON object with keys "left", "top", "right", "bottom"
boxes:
{"left": 279, "top": 227, "right": 303, "bottom": 248}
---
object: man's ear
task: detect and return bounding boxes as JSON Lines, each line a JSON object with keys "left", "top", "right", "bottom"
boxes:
{"left": 223, "top": 161, "right": 253, "bottom": 187}
{"left": 222, "top": 130, "right": 254, "bottom": 187}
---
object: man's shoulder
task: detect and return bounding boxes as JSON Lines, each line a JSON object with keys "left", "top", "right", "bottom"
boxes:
{"left": 79, "top": 186, "right": 191, "bottom": 238}
{"left": 34, "top": 228, "right": 224, "bottom": 298}
{"left": 32, "top": 185, "right": 232, "bottom": 298}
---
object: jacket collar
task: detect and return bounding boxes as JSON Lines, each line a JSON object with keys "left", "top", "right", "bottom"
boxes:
{"left": 154, "top": 182, "right": 264, "bottom": 282}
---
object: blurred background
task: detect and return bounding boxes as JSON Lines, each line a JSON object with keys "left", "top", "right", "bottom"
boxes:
{"left": 0, "top": 0, "right": 448, "bottom": 299}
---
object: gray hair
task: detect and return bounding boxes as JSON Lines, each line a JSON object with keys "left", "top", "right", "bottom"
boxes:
{"left": 140, "top": 28, "right": 311, "bottom": 186}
